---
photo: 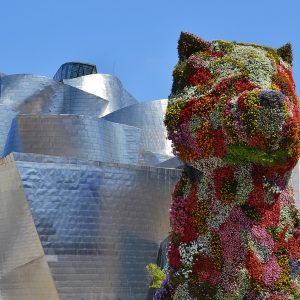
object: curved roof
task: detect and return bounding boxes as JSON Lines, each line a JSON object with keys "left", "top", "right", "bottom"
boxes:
{"left": 0, "top": 74, "right": 107, "bottom": 116}
{"left": 103, "top": 99, "right": 174, "bottom": 164}
{"left": 63, "top": 74, "right": 138, "bottom": 115}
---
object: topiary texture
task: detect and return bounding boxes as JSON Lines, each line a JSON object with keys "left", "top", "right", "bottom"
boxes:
{"left": 158, "top": 32, "right": 300, "bottom": 299}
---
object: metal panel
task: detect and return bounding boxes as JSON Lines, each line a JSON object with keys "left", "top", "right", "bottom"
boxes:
{"left": 0, "top": 74, "right": 108, "bottom": 116}
{"left": 11, "top": 152, "right": 180, "bottom": 299}
{"left": 0, "top": 154, "right": 59, "bottom": 300}
{"left": 4, "top": 115, "right": 141, "bottom": 165}
{"left": 64, "top": 74, "right": 138, "bottom": 115}
{"left": 0, "top": 105, "right": 16, "bottom": 157}
{"left": 104, "top": 99, "right": 174, "bottom": 165}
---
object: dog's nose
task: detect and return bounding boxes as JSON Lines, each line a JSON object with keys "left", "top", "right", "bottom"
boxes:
{"left": 259, "top": 90, "right": 285, "bottom": 109}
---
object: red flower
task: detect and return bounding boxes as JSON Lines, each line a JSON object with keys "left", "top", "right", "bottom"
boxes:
{"left": 211, "top": 78, "right": 232, "bottom": 97}
{"left": 288, "top": 235, "right": 300, "bottom": 260}
{"left": 274, "top": 224, "right": 290, "bottom": 252}
{"left": 181, "top": 224, "right": 198, "bottom": 243}
{"left": 237, "top": 93, "right": 247, "bottom": 111}
{"left": 260, "top": 198, "right": 281, "bottom": 228}
{"left": 181, "top": 184, "right": 198, "bottom": 243}
{"left": 246, "top": 250, "right": 263, "bottom": 284}
{"left": 213, "top": 127, "right": 226, "bottom": 158}
{"left": 179, "top": 97, "right": 215, "bottom": 123}
{"left": 206, "top": 49, "right": 224, "bottom": 58}
{"left": 234, "top": 78, "right": 257, "bottom": 94}
{"left": 276, "top": 64, "right": 298, "bottom": 105}
{"left": 247, "top": 167, "right": 267, "bottom": 212}
{"left": 168, "top": 242, "right": 181, "bottom": 269}
{"left": 192, "top": 254, "right": 221, "bottom": 286}
{"left": 248, "top": 132, "right": 268, "bottom": 150}
{"left": 267, "top": 295, "right": 288, "bottom": 300}
{"left": 189, "top": 67, "right": 211, "bottom": 86}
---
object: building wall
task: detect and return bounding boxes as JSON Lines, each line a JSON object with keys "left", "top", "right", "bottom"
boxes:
{"left": 103, "top": 99, "right": 173, "bottom": 165}
{"left": 63, "top": 74, "right": 138, "bottom": 115}
{"left": 0, "top": 154, "right": 59, "bottom": 300}
{"left": 0, "top": 105, "right": 16, "bottom": 156}
{"left": 0, "top": 74, "right": 108, "bottom": 117}
{"left": 4, "top": 115, "right": 141, "bottom": 165}
{"left": 13, "top": 152, "right": 180, "bottom": 300}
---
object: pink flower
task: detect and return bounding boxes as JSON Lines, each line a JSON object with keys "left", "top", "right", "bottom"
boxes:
{"left": 251, "top": 225, "right": 274, "bottom": 250}
{"left": 262, "top": 255, "right": 281, "bottom": 287}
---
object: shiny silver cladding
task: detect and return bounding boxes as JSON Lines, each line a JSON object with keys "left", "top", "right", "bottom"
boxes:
{"left": 104, "top": 99, "right": 174, "bottom": 165}
{"left": 4, "top": 115, "right": 141, "bottom": 164}
{"left": 0, "top": 105, "right": 16, "bottom": 156}
{"left": 0, "top": 65, "right": 178, "bottom": 299}
{"left": 63, "top": 74, "right": 138, "bottom": 115}
{"left": 10, "top": 152, "right": 180, "bottom": 299}
{"left": 0, "top": 74, "right": 108, "bottom": 116}
{"left": 0, "top": 154, "right": 59, "bottom": 300}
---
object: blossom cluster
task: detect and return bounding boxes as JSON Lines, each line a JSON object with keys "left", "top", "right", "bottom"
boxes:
{"left": 157, "top": 32, "right": 300, "bottom": 299}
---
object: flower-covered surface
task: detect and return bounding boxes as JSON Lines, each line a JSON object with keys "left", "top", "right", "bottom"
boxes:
{"left": 157, "top": 32, "right": 300, "bottom": 299}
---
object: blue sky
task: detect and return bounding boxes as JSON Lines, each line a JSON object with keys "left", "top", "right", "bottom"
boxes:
{"left": 0, "top": 0, "right": 299, "bottom": 101}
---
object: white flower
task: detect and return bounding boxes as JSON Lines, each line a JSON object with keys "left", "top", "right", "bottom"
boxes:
{"left": 179, "top": 235, "right": 211, "bottom": 277}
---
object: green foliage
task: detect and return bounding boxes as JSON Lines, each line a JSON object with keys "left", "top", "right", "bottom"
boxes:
{"left": 164, "top": 99, "right": 185, "bottom": 131}
{"left": 277, "top": 43, "right": 293, "bottom": 65}
{"left": 172, "top": 61, "right": 189, "bottom": 93}
{"left": 146, "top": 263, "right": 166, "bottom": 288}
{"left": 224, "top": 144, "right": 288, "bottom": 165}
{"left": 178, "top": 32, "right": 210, "bottom": 61}
{"left": 241, "top": 203, "right": 261, "bottom": 222}
{"left": 213, "top": 40, "right": 234, "bottom": 53}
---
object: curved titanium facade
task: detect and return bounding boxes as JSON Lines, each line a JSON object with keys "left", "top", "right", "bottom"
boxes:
{"left": 104, "top": 99, "right": 174, "bottom": 165}
{"left": 0, "top": 152, "right": 180, "bottom": 299}
{"left": 0, "top": 105, "right": 16, "bottom": 156}
{"left": 64, "top": 74, "right": 138, "bottom": 115}
{"left": 0, "top": 74, "right": 108, "bottom": 116}
{"left": 53, "top": 62, "right": 97, "bottom": 81}
{"left": 0, "top": 154, "right": 59, "bottom": 300}
{"left": 4, "top": 115, "right": 141, "bottom": 164}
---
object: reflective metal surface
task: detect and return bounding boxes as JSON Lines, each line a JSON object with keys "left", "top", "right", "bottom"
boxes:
{"left": 156, "top": 156, "right": 183, "bottom": 168}
{"left": 63, "top": 74, "right": 138, "bottom": 115}
{"left": 0, "top": 74, "right": 108, "bottom": 116}
{"left": 4, "top": 115, "right": 141, "bottom": 165}
{"left": 0, "top": 64, "right": 180, "bottom": 299}
{"left": 0, "top": 154, "right": 59, "bottom": 300}
{"left": 0, "top": 105, "right": 16, "bottom": 156}
{"left": 1, "top": 152, "right": 180, "bottom": 299}
{"left": 104, "top": 99, "right": 174, "bottom": 165}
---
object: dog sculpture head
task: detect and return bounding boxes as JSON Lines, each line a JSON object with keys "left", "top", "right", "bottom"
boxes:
{"left": 165, "top": 32, "right": 300, "bottom": 173}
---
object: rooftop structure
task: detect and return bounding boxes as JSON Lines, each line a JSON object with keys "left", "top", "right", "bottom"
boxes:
{"left": 53, "top": 62, "right": 97, "bottom": 81}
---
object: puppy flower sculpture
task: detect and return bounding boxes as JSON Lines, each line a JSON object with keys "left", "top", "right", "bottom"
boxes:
{"left": 159, "top": 32, "right": 300, "bottom": 299}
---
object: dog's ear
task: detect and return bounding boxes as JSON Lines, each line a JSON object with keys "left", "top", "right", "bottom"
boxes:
{"left": 277, "top": 43, "right": 293, "bottom": 65}
{"left": 178, "top": 32, "right": 210, "bottom": 61}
